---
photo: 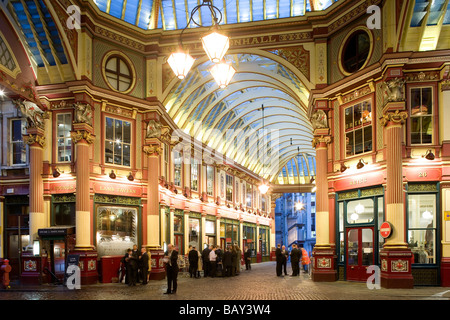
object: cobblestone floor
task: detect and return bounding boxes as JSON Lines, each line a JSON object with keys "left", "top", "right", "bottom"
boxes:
{"left": 1, "top": 262, "right": 449, "bottom": 301}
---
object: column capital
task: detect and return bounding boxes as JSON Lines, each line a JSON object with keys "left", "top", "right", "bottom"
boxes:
{"left": 71, "top": 130, "right": 95, "bottom": 144}
{"left": 380, "top": 110, "right": 408, "bottom": 127}
{"left": 143, "top": 144, "right": 162, "bottom": 157}
{"left": 312, "top": 135, "right": 332, "bottom": 149}
{"left": 23, "top": 133, "right": 45, "bottom": 148}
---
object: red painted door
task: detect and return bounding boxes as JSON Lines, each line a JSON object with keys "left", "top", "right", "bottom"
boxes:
{"left": 174, "top": 234, "right": 183, "bottom": 255}
{"left": 346, "top": 227, "right": 374, "bottom": 282}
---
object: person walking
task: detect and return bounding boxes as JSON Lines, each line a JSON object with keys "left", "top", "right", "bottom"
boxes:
{"left": 188, "top": 245, "right": 199, "bottom": 278}
{"left": 275, "top": 244, "right": 283, "bottom": 276}
{"left": 301, "top": 248, "right": 311, "bottom": 273}
{"left": 281, "top": 245, "right": 289, "bottom": 276}
{"left": 290, "top": 244, "right": 301, "bottom": 277}
{"left": 202, "top": 245, "right": 211, "bottom": 278}
{"left": 209, "top": 245, "right": 217, "bottom": 278}
{"left": 163, "top": 244, "right": 179, "bottom": 294}
{"left": 244, "top": 246, "right": 252, "bottom": 270}
{"left": 139, "top": 247, "right": 149, "bottom": 284}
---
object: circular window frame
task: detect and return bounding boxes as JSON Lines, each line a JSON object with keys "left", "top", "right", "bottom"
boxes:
{"left": 101, "top": 51, "right": 136, "bottom": 94}
{"left": 338, "top": 26, "right": 374, "bottom": 77}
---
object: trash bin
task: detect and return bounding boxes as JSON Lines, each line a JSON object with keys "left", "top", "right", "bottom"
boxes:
{"left": 100, "top": 255, "right": 122, "bottom": 283}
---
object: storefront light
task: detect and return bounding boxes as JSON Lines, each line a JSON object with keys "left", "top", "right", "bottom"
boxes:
{"left": 33, "top": 240, "right": 40, "bottom": 256}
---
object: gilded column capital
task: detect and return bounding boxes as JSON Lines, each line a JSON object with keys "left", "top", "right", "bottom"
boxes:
{"left": 23, "top": 134, "right": 45, "bottom": 148}
{"left": 380, "top": 110, "right": 408, "bottom": 127}
{"left": 143, "top": 145, "right": 162, "bottom": 157}
{"left": 312, "top": 136, "right": 332, "bottom": 149}
{"left": 71, "top": 130, "right": 95, "bottom": 144}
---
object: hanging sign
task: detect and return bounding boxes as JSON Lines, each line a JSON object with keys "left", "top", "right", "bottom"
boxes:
{"left": 380, "top": 221, "right": 393, "bottom": 239}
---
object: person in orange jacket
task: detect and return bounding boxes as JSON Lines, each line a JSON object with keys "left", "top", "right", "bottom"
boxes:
{"left": 301, "top": 248, "right": 310, "bottom": 273}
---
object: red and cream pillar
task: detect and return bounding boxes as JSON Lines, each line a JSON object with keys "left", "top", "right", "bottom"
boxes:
{"left": 380, "top": 110, "right": 413, "bottom": 288}
{"left": 71, "top": 121, "right": 98, "bottom": 284}
{"left": 311, "top": 134, "right": 337, "bottom": 282}
{"left": 24, "top": 127, "right": 47, "bottom": 242}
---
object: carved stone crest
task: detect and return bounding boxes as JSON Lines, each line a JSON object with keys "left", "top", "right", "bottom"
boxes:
{"left": 383, "top": 78, "right": 406, "bottom": 103}
{"left": 74, "top": 103, "right": 93, "bottom": 126}
{"left": 13, "top": 100, "right": 45, "bottom": 129}
{"left": 146, "top": 120, "right": 163, "bottom": 139}
{"left": 311, "top": 110, "right": 328, "bottom": 130}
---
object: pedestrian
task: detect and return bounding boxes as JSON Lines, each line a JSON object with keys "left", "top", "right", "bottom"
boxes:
{"left": 231, "top": 245, "right": 237, "bottom": 276}
{"left": 139, "top": 247, "right": 149, "bottom": 284}
{"left": 234, "top": 245, "right": 241, "bottom": 275}
{"left": 290, "top": 244, "right": 300, "bottom": 276}
{"left": 244, "top": 245, "right": 252, "bottom": 270}
{"left": 197, "top": 246, "right": 203, "bottom": 278}
{"left": 209, "top": 245, "right": 217, "bottom": 278}
{"left": 301, "top": 248, "right": 311, "bottom": 273}
{"left": 120, "top": 249, "right": 129, "bottom": 284}
{"left": 163, "top": 244, "right": 179, "bottom": 294}
{"left": 223, "top": 246, "right": 233, "bottom": 277}
{"left": 126, "top": 248, "right": 138, "bottom": 286}
{"left": 189, "top": 245, "right": 199, "bottom": 278}
{"left": 216, "top": 246, "right": 223, "bottom": 276}
{"left": 131, "top": 244, "right": 141, "bottom": 284}
{"left": 275, "top": 244, "right": 283, "bottom": 276}
{"left": 202, "top": 245, "right": 211, "bottom": 277}
{"left": 281, "top": 245, "right": 289, "bottom": 276}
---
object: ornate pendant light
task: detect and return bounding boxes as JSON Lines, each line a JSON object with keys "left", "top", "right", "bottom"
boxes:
{"left": 210, "top": 61, "right": 236, "bottom": 89}
{"left": 202, "top": 30, "right": 230, "bottom": 63}
{"left": 167, "top": 51, "right": 196, "bottom": 80}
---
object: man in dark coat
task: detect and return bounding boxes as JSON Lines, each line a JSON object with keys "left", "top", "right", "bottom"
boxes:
{"left": 201, "top": 245, "right": 211, "bottom": 277}
{"left": 275, "top": 244, "right": 283, "bottom": 276}
{"left": 131, "top": 244, "right": 141, "bottom": 283}
{"left": 281, "top": 245, "right": 289, "bottom": 276}
{"left": 139, "top": 247, "right": 149, "bottom": 284}
{"left": 244, "top": 246, "right": 252, "bottom": 270}
{"left": 188, "top": 246, "right": 199, "bottom": 278}
{"left": 290, "top": 244, "right": 301, "bottom": 277}
{"left": 223, "top": 246, "right": 233, "bottom": 277}
{"left": 164, "top": 244, "right": 179, "bottom": 294}
{"left": 126, "top": 248, "right": 139, "bottom": 286}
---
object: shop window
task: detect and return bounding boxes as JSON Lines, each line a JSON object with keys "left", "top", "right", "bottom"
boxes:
{"left": 189, "top": 218, "right": 200, "bottom": 249}
{"left": 226, "top": 174, "right": 233, "bottom": 202}
{"left": 410, "top": 87, "right": 433, "bottom": 145}
{"left": 52, "top": 195, "right": 75, "bottom": 226}
{"left": 206, "top": 165, "right": 214, "bottom": 196}
{"left": 342, "top": 30, "right": 371, "bottom": 74}
{"left": 105, "top": 117, "right": 131, "bottom": 167}
{"left": 259, "top": 227, "right": 269, "bottom": 256}
{"left": 174, "top": 151, "right": 182, "bottom": 187}
{"left": 205, "top": 220, "right": 215, "bottom": 235}
{"left": 104, "top": 55, "right": 133, "bottom": 92}
{"left": 96, "top": 206, "right": 137, "bottom": 257}
{"left": 347, "top": 198, "right": 374, "bottom": 224}
{"left": 408, "top": 193, "right": 436, "bottom": 264}
{"left": 191, "top": 158, "right": 199, "bottom": 192}
{"left": 174, "top": 215, "right": 183, "bottom": 233}
{"left": 345, "top": 101, "right": 372, "bottom": 157}
{"left": 56, "top": 113, "right": 72, "bottom": 162}
{"left": 243, "top": 225, "right": 256, "bottom": 256}
{"left": 10, "top": 119, "right": 27, "bottom": 165}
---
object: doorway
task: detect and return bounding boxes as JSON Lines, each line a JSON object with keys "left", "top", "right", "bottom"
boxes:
{"left": 346, "top": 227, "right": 374, "bottom": 282}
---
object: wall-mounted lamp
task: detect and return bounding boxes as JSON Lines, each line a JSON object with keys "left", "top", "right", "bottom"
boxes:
{"left": 423, "top": 149, "right": 435, "bottom": 161}
{"left": 127, "top": 172, "right": 134, "bottom": 181}
{"left": 356, "top": 159, "right": 367, "bottom": 170}
{"left": 52, "top": 167, "right": 62, "bottom": 178}
{"left": 340, "top": 163, "right": 348, "bottom": 173}
{"left": 109, "top": 170, "right": 116, "bottom": 179}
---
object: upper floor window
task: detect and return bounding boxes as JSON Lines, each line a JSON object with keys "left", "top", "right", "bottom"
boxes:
{"left": 206, "top": 165, "right": 214, "bottom": 196}
{"left": 105, "top": 117, "right": 131, "bottom": 166}
{"left": 105, "top": 56, "right": 133, "bottom": 92}
{"left": 342, "top": 30, "right": 371, "bottom": 74}
{"left": 10, "top": 119, "right": 26, "bottom": 165}
{"left": 174, "top": 151, "right": 182, "bottom": 187}
{"left": 56, "top": 113, "right": 72, "bottom": 162}
{"left": 191, "top": 158, "right": 199, "bottom": 192}
{"left": 345, "top": 100, "right": 372, "bottom": 157}
{"left": 410, "top": 87, "right": 433, "bottom": 145}
{"left": 246, "top": 183, "right": 252, "bottom": 207}
{"left": 226, "top": 174, "right": 233, "bottom": 202}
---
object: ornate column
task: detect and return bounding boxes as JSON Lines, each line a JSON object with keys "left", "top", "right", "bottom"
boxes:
{"left": 71, "top": 103, "right": 98, "bottom": 285}
{"left": 379, "top": 109, "right": 413, "bottom": 289}
{"left": 311, "top": 134, "right": 337, "bottom": 282}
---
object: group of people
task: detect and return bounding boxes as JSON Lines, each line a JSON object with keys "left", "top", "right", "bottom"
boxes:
{"left": 275, "top": 243, "right": 310, "bottom": 277}
{"left": 120, "top": 244, "right": 150, "bottom": 286}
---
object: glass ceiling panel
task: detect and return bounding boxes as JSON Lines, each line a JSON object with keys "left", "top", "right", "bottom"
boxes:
{"left": 94, "top": 0, "right": 340, "bottom": 30}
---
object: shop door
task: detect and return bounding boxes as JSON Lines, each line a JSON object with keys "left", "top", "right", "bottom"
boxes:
{"left": 174, "top": 234, "right": 183, "bottom": 255}
{"left": 346, "top": 227, "right": 374, "bottom": 282}
{"left": 6, "top": 232, "right": 20, "bottom": 280}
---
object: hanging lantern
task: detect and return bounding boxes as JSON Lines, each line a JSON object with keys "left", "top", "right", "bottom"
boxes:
{"left": 210, "top": 62, "right": 236, "bottom": 89}
{"left": 167, "top": 51, "right": 196, "bottom": 80}
{"left": 201, "top": 31, "right": 230, "bottom": 63}
{"left": 258, "top": 182, "right": 270, "bottom": 195}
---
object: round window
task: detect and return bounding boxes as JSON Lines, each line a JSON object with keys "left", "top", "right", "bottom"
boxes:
{"left": 341, "top": 30, "right": 371, "bottom": 74}
{"left": 104, "top": 55, "right": 133, "bottom": 92}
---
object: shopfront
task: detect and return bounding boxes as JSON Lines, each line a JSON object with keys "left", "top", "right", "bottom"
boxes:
{"left": 243, "top": 222, "right": 257, "bottom": 262}
{"left": 204, "top": 216, "right": 216, "bottom": 248}
{"left": 259, "top": 226, "right": 270, "bottom": 262}
{"left": 220, "top": 218, "right": 239, "bottom": 249}
{"left": 94, "top": 194, "right": 141, "bottom": 258}
{"left": 174, "top": 209, "right": 184, "bottom": 254}
{"left": 188, "top": 212, "right": 201, "bottom": 250}
{"left": 336, "top": 186, "right": 384, "bottom": 282}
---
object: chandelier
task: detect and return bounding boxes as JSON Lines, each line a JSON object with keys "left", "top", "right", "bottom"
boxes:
{"left": 167, "top": 0, "right": 235, "bottom": 88}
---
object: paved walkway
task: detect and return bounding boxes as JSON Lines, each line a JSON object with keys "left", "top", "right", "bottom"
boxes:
{"left": 1, "top": 262, "right": 449, "bottom": 301}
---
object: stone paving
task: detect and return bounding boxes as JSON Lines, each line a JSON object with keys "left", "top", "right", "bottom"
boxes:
{"left": 1, "top": 261, "right": 449, "bottom": 301}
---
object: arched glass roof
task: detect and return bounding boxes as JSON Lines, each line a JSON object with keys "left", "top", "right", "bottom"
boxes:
{"left": 93, "top": 0, "right": 340, "bottom": 30}
{"left": 164, "top": 52, "right": 315, "bottom": 184}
